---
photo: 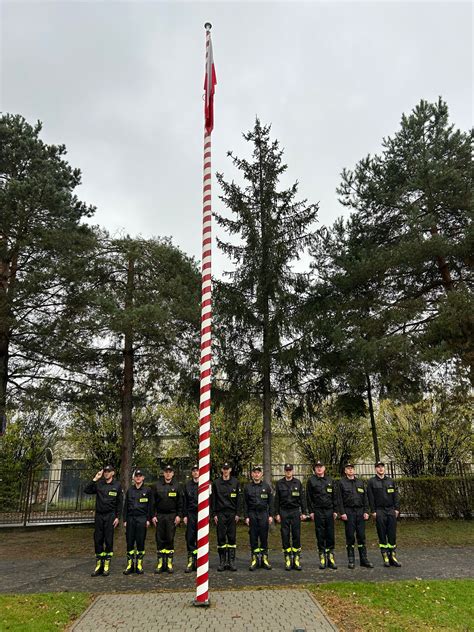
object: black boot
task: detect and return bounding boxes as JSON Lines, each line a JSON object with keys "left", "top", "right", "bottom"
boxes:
{"left": 136, "top": 552, "right": 145, "bottom": 575}
{"left": 154, "top": 553, "right": 164, "bottom": 574}
{"left": 359, "top": 545, "right": 373, "bottom": 568}
{"left": 249, "top": 553, "right": 258, "bottom": 571}
{"left": 347, "top": 545, "right": 355, "bottom": 569}
{"left": 389, "top": 549, "right": 401, "bottom": 567}
{"left": 91, "top": 556, "right": 103, "bottom": 577}
{"left": 123, "top": 552, "right": 135, "bottom": 575}
{"left": 318, "top": 549, "right": 326, "bottom": 569}
{"left": 293, "top": 551, "right": 302, "bottom": 571}
{"left": 228, "top": 547, "right": 237, "bottom": 571}
{"left": 217, "top": 550, "right": 226, "bottom": 572}
{"left": 192, "top": 551, "right": 198, "bottom": 571}
{"left": 261, "top": 550, "right": 272, "bottom": 570}
{"left": 102, "top": 556, "right": 111, "bottom": 576}
{"left": 166, "top": 553, "right": 174, "bottom": 574}
{"left": 381, "top": 548, "right": 390, "bottom": 567}
{"left": 185, "top": 553, "right": 194, "bottom": 573}
{"left": 326, "top": 549, "right": 337, "bottom": 570}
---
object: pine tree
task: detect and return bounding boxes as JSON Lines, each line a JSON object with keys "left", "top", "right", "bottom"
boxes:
{"left": 336, "top": 98, "right": 473, "bottom": 382}
{"left": 0, "top": 114, "right": 95, "bottom": 426}
{"left": 65, "top": 235, "right": 200, "bottom": 491}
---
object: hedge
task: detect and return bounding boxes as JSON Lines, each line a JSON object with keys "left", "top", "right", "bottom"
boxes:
{"left": 396, "top": 476, "right": 472, "bottom": 519}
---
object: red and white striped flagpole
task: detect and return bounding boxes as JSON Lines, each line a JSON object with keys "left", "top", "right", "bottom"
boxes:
{"left": 195, "top": 22, "right": 216, "bottom": 607}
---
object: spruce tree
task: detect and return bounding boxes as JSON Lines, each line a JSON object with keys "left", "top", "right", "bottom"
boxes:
{"left": 215, "top": 119, "right": 318, "bottom": 480}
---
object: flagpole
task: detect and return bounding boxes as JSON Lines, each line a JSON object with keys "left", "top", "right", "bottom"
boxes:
{"left": 194, "top": 21, "right": 215, "bottom": 608}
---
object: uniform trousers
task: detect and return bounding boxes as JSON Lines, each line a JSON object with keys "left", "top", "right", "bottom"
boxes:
{"left": 155, "top": 513, "right": 177, "bottom": 552}
{"left": 185, "top": 513, "right": 198, "bottom": 553}
{"left": 280, "top": 509, "right": 301, "bottom": 551}
{"left": 343, "top": 507, "right": 366, "bottom": 546}
{"left": 248, "top": 510, "right": 269, "bottom": 552}
{"left": 126, "top": 515, "right": 147, "bottom": 553}
{"left": 93, "top": 513, "right": 115, "bottom": 556}
{"left": 216, "top": 511, "right": 237, "bottom": 549}
{"left": 314, "top": 507, "right": 335, "bottom": 551}
{"left": 375, "top": 507, "right": 397, "bottom": 547}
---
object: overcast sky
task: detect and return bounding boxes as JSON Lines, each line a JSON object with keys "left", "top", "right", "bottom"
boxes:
{"left": 1, "top": 1, "right": 472, "bottom": 275}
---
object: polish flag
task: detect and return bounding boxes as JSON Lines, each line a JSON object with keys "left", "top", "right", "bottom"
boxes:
{"left": 204, "top": 33, "right": 217, "bottom": 134}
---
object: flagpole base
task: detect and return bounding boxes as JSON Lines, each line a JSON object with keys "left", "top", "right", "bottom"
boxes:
{"left": 193, "top": 597, "right": 210, "bottom": 607}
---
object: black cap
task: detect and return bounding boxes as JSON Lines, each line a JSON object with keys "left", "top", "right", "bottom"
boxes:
{"left": 191, "top": 464, "right": 199, "bottom": 471}
{"left": 375, "top": 461, "right": 385, "bottom": 467}
{"left": 103, "top": 464, "right": 115, "bottom": 472}
{"left": 251, "top": 465, "right": 262, "bottom": 472}
{"left": 284, "top": 463, "right": 293, "bottom": 471}
{"left": 314, "top": 461, "right": 324, "bottom": 467}
{"left": 134, "top": 469, "right": 144, "bottom": 477}
{"left": 344, "top": 462, "right": 355, "bottom": 468}
{"left": 222, "top": 462, "right": 231, "bottom": 469}
{"left": 163, "top": 464, "right": 174, "bottom": 471}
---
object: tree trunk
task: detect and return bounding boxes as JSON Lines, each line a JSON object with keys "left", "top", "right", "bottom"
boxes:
{"left": 366, "top": 373, "right": 380, "bottom": 462}
{"left": 262, "top": 325, "right": 272, "bottom": 484}
{"left": 259, "top": 145, "right": 272, "bottom": 483}
{"left": 120, "top": 254, "right": 135, "bottom": 493}
{"left": 0, "top": 253, "right": 18, "bottom": 432}
{"left": 429, "top": 225, "right": 454, "bottom": 293}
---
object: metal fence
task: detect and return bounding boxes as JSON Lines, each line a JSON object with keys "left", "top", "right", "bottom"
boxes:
{"left": 1, "top": 461, "right": 472, "bottom": 527}
{"left": 0, "top": 465, "right": 95, "bottom": 527}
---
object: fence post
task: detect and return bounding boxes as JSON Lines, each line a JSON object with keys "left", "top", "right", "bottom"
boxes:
{"left": 23, "top": 466, "right": 33, "bottom": 527}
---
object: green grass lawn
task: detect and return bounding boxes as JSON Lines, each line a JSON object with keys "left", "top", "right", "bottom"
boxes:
{"left": 0, "top": 580, "right": 472, "bottom": 631}
{"left": 0, "top": 593, "right": 91, "bottom": 631}
{"left": 309, "top": 579, "right": 474, "bottom": 631}
{"left": 1, "top": 518, "right": 472, "bottom": 561}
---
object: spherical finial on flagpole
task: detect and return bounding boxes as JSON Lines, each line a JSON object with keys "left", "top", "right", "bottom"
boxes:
{"left": 204, "top": 22, "right": 212, "bottom": 30}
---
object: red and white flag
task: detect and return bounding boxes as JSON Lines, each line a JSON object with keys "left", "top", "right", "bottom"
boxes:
{"left": 204, "top": 32, "right": 217, "bottom": 134}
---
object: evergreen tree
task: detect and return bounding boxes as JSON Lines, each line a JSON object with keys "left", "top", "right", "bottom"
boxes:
{"left": 336, "top": 98, "right": 473, "bottom": 381}
{"left": 66, "top": 235, "right": 200, "bottom": 490}
{"left": 0, "top": 114, "right": 96, "bottom": 425}
{"left": 215, "top": 119, "right": 318, "bottom": 480}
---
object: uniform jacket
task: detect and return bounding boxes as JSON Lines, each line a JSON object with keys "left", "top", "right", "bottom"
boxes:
{"left": 367, "top": 475, "right": 400, "bottom": 512}
{"left": 83, "top": 478, "right": 123, "bottom": 517}
{"left": 274, "top": 477, "right": 307, "bottom": 514}
{"left": 183, "top": 479, "right": 199, "bottom": 517}
{"left": 211, "top": 476, "right": 241, "bottom": 515}
{"left": 337, "top": 477, "right": 369, "bottom": 514}
{"left": 153, "top": 478, "right": 183, "bottom": 516}
{"left": 306, "top": 474, "right": 337, "bottom": 512}
{"left": 243, "top": 480, "right": 274, "bottom": 517}
{"left": 123, "top": 484, "right": 153, "bottom": 521}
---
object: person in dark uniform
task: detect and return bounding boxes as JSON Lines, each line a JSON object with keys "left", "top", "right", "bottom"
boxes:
{"left": 152, "top": 464, "right": 182, "bottom": 574}
{"left": 84, "top": 464, "right": 122, "bottom": 577}
{"left": 367, "top": 461, "right": 401, "bottom": 567}
{"left": 211, "top": 462, "right": 241, "bottom": 572}
{"left": 275, "top": 463, "right": 307, "bottom": 571}
{"left": 183, "top": 464, "right": 199, "bottom": 573}
{"left": 122, "top": 468, "right": 153, "bottom": 575}
{"left": 243, "top": 465, "right": 274, "bottom": 571}
{"left": 337, "top": 462, "right": 373, "bottom": 569}
{"left": 306, "top": 461, "right": 338, "bottom": 570}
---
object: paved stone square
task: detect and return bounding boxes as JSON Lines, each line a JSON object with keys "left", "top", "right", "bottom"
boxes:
{"left": 71, "top": 589, "right": 338, "bottom": 631}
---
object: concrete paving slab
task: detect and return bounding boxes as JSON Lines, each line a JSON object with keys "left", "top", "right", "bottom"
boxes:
{"left": 71, "top": 589, "right": 338, "bottom": 632}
